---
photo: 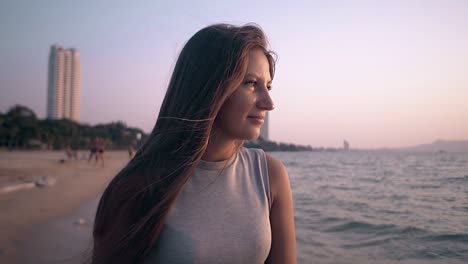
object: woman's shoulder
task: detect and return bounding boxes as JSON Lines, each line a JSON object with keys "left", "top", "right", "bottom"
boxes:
{"left": 264, "top": 152, "right": 289, "bottom": 204}
{"left": 238, "top": 147, "right": 265, "bottom": 162}
{"left": 238, "top": 148, "right": 289, "bottom": 198}
{"left": 239, "top": 147, "right": 286, "bottom": 173}
{"left": 264, "top": 153, "right": 288, "bottom": 179}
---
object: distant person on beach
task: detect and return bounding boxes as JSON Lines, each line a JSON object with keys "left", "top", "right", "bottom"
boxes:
{"left": 88, "top": 138, "right": 98, "bottom": 163}
{"left": 95, "top": 137, "right": 105, "bottom": 167}
{"left": 65, "top": 145, "right": 78, "bottom": 160}
{"left": 88, "top": 137, "right": 105, "bottom": 166}
{"left": 92, "top": 24, "right": 296, "bottom": 264}
{"left": 127, "top": 145, "right": 135, "bottom": 159}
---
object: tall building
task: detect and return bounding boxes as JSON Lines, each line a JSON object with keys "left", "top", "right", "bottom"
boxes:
{"left": 260, "top": 112, "right": 269, "bottom": 141}
{"left": 343, "top": 140, "right": 350, "bottom": 150}
{"left": 47, "top": 45, "right": 81, "bottom": 121}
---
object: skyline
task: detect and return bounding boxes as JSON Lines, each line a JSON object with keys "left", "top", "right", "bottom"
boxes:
{"left": 1, "top": 0, "right": 467, "bottom": 148}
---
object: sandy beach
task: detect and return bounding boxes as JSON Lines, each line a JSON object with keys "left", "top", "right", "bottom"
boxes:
{"left": 0, "top": 150, "right": 130, "bottom": 263}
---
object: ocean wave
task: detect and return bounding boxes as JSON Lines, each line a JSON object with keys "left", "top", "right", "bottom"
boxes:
{"left": 341, "top": 236, "right": 395, "bottom": 249}
{"left": 407, "top": 184, "right": 441, "bottom": 189}
{"left": 306, "top": 163, "right": 337, "bottom": 169}
{"left": 319, "top": 219, "right": 468, "bottom": 260}
{"left": 322, "top": 219, "right": 427, "bottom": 237}
{"left": 442, "top": 175, "right": 468, "bottom": 183}
{"left": 422, "top": 233, "right": 468, "bottom": 243}
{"left": 318, "top": 185, "right": 361, "bottom": 191}
{"left": 389, "top": 194, "right": 410, "bottom": 200}
{"left": 452, "top": 206, "right": 468, "bottom": 213}
{"left": 375, "top": 208, "right": 411, "bottom": 215}
{"left": 332, "top": 185, "right": 362, "bottom": 191}
{"left": 355, "top": 177, "right": 384, "bottom": 183}
{"left": 284, "top": 161, "right": 300, "bottom": 167}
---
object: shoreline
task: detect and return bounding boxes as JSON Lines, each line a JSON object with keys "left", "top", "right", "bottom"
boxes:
{"left": 0, "top": 151, "right": 129, "bottom": 263}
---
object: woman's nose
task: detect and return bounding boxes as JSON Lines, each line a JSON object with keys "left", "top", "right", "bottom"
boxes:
{"left": 257, "top": 88, "right": 274, "bottom": 111}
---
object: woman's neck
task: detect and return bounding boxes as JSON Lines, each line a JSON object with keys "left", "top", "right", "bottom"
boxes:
{"left": 202, "top": 133, "right": 239, "bottom": 162}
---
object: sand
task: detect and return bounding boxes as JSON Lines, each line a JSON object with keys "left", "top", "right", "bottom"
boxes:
{"left": 0, "top": 150, "right": 130, "bottom": 263}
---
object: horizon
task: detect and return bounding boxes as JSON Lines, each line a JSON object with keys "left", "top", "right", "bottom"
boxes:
{"left": 2, "top": 104, "right": 467, "bottom": 150}
{"left": 1, "top": 1, "right": 467, "bottom": 149}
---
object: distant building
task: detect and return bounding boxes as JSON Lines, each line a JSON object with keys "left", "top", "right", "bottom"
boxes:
{"left": 260, "top": 112, "right": 269, "bottom": 141}
{"left": 47, "top": 45, "right": 81, "bottom": 121}
{"left": 343, "top": 140, "right": 350, "bottom": 150}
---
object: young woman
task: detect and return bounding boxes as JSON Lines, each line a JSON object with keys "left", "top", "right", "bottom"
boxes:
{"left": 92, "top": 23, "right": 296, "bottom": 264}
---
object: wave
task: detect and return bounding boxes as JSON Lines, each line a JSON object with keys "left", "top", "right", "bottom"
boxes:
{"left": 408, "top": 184, "right": 441, "bottom": 189}
{"left": 322, "top": 219, "right": 427, "bottom": 237}
{"left": 452, "top": 206, "right": 468, "bottom": 213}
{"left": 284, "top": 161, "right": 300, "bottom": 167}
{"left": 318, "top": 185, "right": 361, "bottom": 191}
{"left": 318, "top": 218, "right": 468, "bottom": 260}
{"left": 355, "top": 177, "right": 384, "bottom": 183}
{"left": 306, "top": 163, "right": 337, "bottom": 169}
{"left": 422, "top": 233, "right": 468, "bottom": 243}
{"left": 442, "top": 175, "right": 468, "bottom": 183}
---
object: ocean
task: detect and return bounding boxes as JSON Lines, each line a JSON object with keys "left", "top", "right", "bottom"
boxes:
{"left": 270, "top": 150, "right": 468, "bottom": 264}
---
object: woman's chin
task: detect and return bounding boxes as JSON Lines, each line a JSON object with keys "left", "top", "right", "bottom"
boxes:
{"left": 243, "top": 130, "right": 260, "bottom": 141}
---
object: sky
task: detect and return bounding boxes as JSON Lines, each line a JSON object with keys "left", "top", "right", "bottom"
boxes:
{"left": 1, "top": 0, "right": 467, "bottom": 149}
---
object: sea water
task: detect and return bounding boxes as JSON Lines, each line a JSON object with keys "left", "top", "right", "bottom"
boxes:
{"left": 270, "top": 150, "right": 468, "bottom": 264}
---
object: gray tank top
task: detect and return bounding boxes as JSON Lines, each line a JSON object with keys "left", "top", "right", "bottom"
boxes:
{"left": 144, "top": 147, "right": 272, "bottom": 263}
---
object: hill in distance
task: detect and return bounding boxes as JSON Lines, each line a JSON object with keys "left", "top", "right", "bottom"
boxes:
{"left": 398, "top": 140, "right": 468, "bottom": 153}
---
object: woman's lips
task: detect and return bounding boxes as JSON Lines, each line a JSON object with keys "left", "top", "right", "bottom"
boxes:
{"left": 247, "top": 116, "right": 264, "bottom": 125}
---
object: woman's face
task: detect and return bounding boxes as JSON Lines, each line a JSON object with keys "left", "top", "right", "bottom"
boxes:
{"left": 216, "top": 48, "right": 275, "bottom": 141}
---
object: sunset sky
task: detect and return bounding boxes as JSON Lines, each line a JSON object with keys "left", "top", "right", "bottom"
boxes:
{"left": 1, "top": 0, "right": 467, "bottom": 148}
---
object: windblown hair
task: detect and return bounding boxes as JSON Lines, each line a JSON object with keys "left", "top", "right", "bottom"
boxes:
{"left": 91, "top": 23, "right": 276, "bottom": 263}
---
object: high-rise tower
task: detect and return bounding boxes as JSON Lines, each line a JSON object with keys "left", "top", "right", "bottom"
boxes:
{"left": 47, "top": 45, "right": 80, "bottom": 121}
{"left": 260, "top": 112, "right": 269, "bottom": 141}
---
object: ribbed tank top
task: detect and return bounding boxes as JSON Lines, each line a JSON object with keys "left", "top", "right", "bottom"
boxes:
{"left": 144, "top": 147, "right": 272, "bottom": 263}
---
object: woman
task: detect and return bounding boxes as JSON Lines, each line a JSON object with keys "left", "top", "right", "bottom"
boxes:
{"left": 92, "top": 23, "right": 296, "bottom": 263}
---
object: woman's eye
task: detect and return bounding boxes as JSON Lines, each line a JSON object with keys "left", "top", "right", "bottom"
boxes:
{"left": 244, "top": 80, "right": 256, "bottom": 86}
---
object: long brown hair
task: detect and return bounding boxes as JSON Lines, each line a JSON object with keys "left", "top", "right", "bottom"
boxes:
{"left": 91, "top": 23, "right": 276, "bottom": 263}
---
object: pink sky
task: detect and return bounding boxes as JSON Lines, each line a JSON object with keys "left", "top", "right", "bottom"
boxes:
{"left": 1, "top": 0, "right": 467, "bottom": 148}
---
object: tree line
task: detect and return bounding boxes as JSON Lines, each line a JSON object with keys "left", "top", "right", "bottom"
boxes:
{"left": 0, "top": 104, "right": 316, "bottom": 152}
{"left": 0, "top": 105, "right": 148, "bottom": 150}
